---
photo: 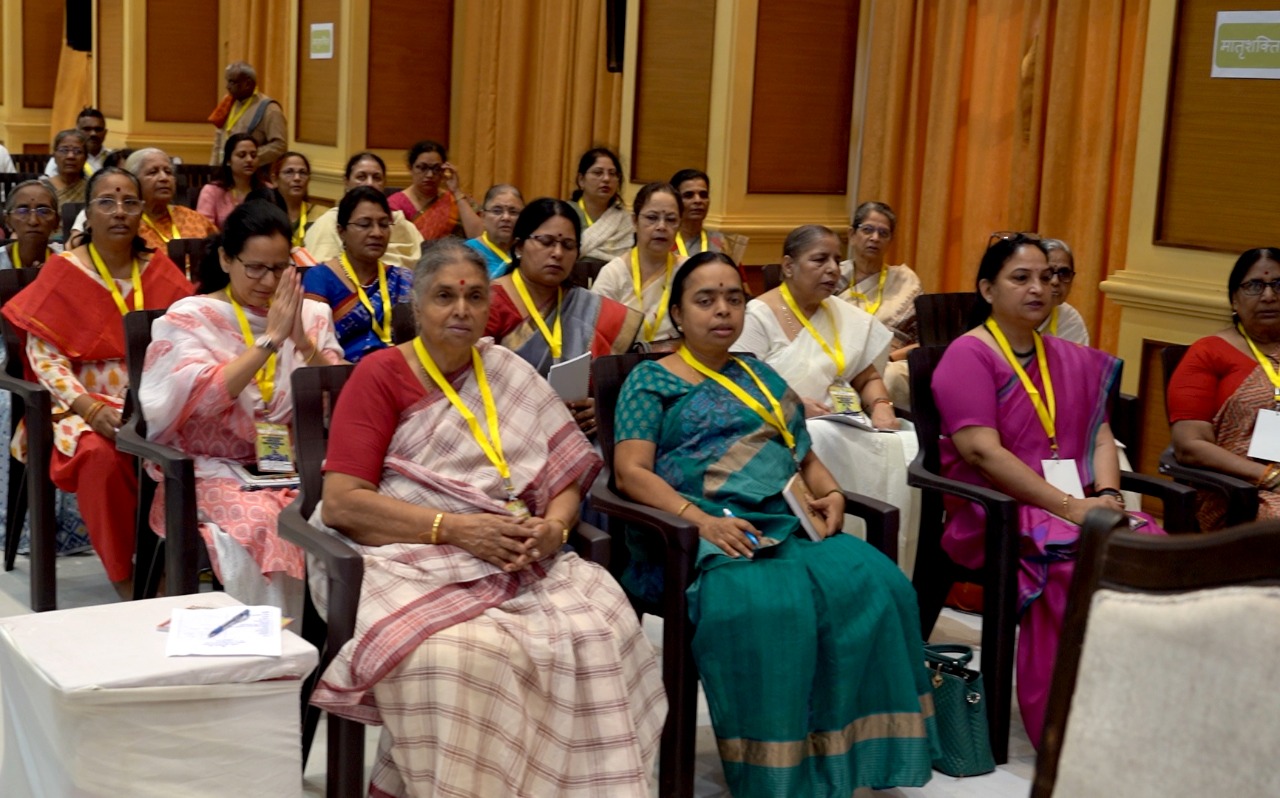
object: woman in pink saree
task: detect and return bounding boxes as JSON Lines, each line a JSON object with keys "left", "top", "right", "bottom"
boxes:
{"left": 385, "top": 139, "right": 483, "bottom": 242}
{"left": 932, "top": 232, "right": 1163, "bottom": 749}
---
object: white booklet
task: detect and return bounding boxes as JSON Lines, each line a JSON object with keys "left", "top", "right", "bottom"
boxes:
{"left": 811, "top": 412, "right": 897, "bottom": 433}
{"left": 548, "top": 351, "right": 592, "bottom": 401}
{"left": 165, "top": 605, "right": 282, "bottom": 657}
{"left": 230, "top": 463, "right": 300, "bottom": 491}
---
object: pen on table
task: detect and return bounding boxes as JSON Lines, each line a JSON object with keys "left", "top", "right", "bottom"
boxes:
{"left": 207, "top": 608, "right": 251, "bottom": 638}
{"left": 723, "top": 508, "right": 760, "bottom": 547}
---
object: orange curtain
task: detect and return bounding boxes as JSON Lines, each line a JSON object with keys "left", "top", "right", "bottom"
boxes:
{"left": 857, "top": 0, "right": 1148, "bottom": 352}
{"left": 452, "top": 0, "right": 623, "bottom": 203}
{"left": 223, "top": 0, "right": 291, "bottom": 116}
{"left": 51, "top": 44, "right": 94, "bottom": 136}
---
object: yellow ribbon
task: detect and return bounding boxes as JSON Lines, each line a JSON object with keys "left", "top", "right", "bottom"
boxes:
{"left": 225, "top": 94, "right": 256, "bottom": 131}
{"left": 985, "top": 318, "right": 1058, "bottom": 454}
{"left": 479, "top": 231, "right": 512, "bottom": 265}
{"left": 82, "top": 162, "right": 95, "bottom": 178}
{"left": 577, "top": 198, "right": 594, "bottom": 227}
{"left": 228, "top": 292, "right": 277, "bottom": 405}
{"left": 847, "top": 267, "right": 888, "bottom": 316}
{"left": 141, "top": 208, "right": 181, "bottom": 244}
{"left": 292, "top": 203, "right": 308, "bottom": 248}
{"left": 779, "top": 283, "right": 845, "bottom": 376}
{"left": 412, "top": 339, "right": 516, "bottom": 493}
{"left": 678, "top": 347, "right": 797, "bottom": 456}
{"left": 1048, "top": 305, "right": 1059, "bottom": 336}
{"left": 512, "top": 269, "right": 562, "bottom": 358}
{"left": 1238, "top": 323, "right": 1280, "bottom": 405}
{"left": 339, "top": 253, "right": 393, "bottom": 345}
{"left": 87, "top": 243, "right": 142, "bottom": 316}
{"left": 631, "top": 248, "right": 675, "bottom": 342}
{"left": 11, "top": 245, "right": 51, "bottom": 270}
{"left": 675, "top": 230, "right": 708, "bottom": 259}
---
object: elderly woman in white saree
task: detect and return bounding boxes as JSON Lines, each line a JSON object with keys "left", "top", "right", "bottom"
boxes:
{"left": 310, "top": 239, "right": 666, "bottom": 797}
{"left": 735, "top": 224, "right": 922, "bottom": 574}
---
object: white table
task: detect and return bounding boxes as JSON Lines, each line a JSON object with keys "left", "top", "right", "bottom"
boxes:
{"left": 0, "top": 593, "right": 318, "bottom": 797}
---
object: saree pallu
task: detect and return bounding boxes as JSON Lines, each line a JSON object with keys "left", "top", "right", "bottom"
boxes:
{"left": 933, "top": 336, "right": 1164, "bottom": 748}
{"left": 309, "top": 342, "right": 665, "bottom": 797}
{"left": 387, "top": 189, "right": 459, "bottom": 241}
{"left": 590, "top": 254, "right": 686, "bottom": 344}
{"left": 301, "top": 262, "right": 414, "bottom": 362}
{"left": 40, "top": 176, "right": 86, "bottom": 208}
{"left": 1204, "top": 366, "right": 1280, "bottom": 527}
{"left": 838, "top": 263, "right": 922, "bottom": 349}
{"left": 138, "top": 206, "right": 218, "bottom": 252}
{"left": 616, "top": 358, "right": 937, "bottom": 797}
{"left": 464, "top": 235, "right": 511, "bottom": 277}
{"left": 487, "top": 284, "right": 640, "bottom": 376}
{"left": 575, "top": 202, "right": 634, "bottom": 263}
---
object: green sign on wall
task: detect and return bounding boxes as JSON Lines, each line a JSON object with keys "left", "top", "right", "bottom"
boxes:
{"left": 1213, "top": 11, "right": 1280, "bottom": 78}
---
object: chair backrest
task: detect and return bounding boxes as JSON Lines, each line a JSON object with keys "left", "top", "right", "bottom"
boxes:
{"left": 907, "top": 345, "right": 950, "bottom": 473}
{"left": 915, "top": 292, "right": 979, "bottom": 347}
{"left": 174, "top": 165, "right": 218, "bottom": 209}
{"left": 122, "top": 309, "right": 168, "bottom": 430}
{"left": 391, "top": 302, "right": 416, "bottom": 344}
{"left": 290, "top": 364, "right": 356, "bottom": 517}
{"left": 60, "top": 202, "right": 84, "bottom": 242}
{"left": 591, "top": 352, "right": 667, "bottom": 473}
{"left": 11, "top": 154, "right": 49, "bottom": 174}
{"left": 761, "top": 263, "right": 782, "bottom": 291}
{"left": 166, "top": 238, "right": 212, "bottom": 284}
{"left": 1033, "top": 512, "right": 1280, "bottom": 797}
{"left": 568, "top": 257, "right": 608, "bottom": 290}
{"left": 1160, "top": 343, "right": 1189, "bottom": 398}
{"left": 0, "top": 267, "right": 43, "bottom": 379}
{"left": 0, "top": 173, "right": 42, "bottom": 209}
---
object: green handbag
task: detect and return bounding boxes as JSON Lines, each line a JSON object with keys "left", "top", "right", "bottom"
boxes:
{"left": 924, "top": 643, "right": 996, "bottom": 777}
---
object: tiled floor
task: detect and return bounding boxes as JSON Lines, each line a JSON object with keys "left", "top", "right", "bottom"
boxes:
{"left": 0, "top": 553, "right": 1035, "bottom": 796}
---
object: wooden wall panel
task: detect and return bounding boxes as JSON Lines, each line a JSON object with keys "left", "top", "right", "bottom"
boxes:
{"left": 1, "top": 8, "right": 6, "bottom": 106}
{"left": 630, "top": 0, "right": 716, "bottom": 184}
{"left": 296, "top": 0, "right": 341, "bottom": 146}
{"left": 1158, "top": 0, "right": 1280, "bottom": 252}
{"left": 747, "top": 0, "right": 858, "bottom": 194}
{"left": 97, "top": 0, "right": 124, "bottom": 119}
{"left": 365, "top": 0, "right": 452, "bottom": 150}
{"left": 145, "top": 0, "right": 219, "bottom": 123}
{"left": 22, "top": 0, "right": 63, "bottom": 110}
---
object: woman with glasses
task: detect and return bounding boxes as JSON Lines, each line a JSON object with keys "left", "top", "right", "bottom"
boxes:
{"left": 570, "top": 147, "right": 633, "bottom": 263}
{"left": 386, "top": 140, "right": 483, "bottom": 242}
{"left": 485, "top": 199, "right": 640, "bottom": 436}
{"left": 302, "top": 186, "right": 412, "bottom": 362}
{"left": 305, "top": 151, "right": 425, "bottom": 269}
{"left": 141, "top": 202, "right": 342, "bottom": 614}
{"left": 1037, "top": 238, "right": 1089, "bottom": 345}
{"left": 590, "top": 182, "right": 685, "bottom": 350}
{"left": 932, "top": 231, "right": 1162, "bottom": 748}
{"left": 1169, "top": 247, "right": 1280, "bottom": 529}
{"left": 40, "top": 130, "right": 90, "bottom": 207}
{"left": 464, "top": 184, "right": 524, "bottom": 277}
{"left": 126, "top": 148, "right": 217, "bottom": 251}
{"left": 2, "top": 167, "right": 194, "bottom": 598}
{"left": 198, "top": 133, "right": 265, "bottom": 230}
{"left": 274, "top": 152, "right": 315, "bottom": 248}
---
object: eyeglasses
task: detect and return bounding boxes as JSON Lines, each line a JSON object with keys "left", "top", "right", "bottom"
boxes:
{"left": 412, "top": 163, "right": 445, "bottom": 176}
{"left": 238, "top": 260, "right": 294, "bottom": 280}
{"left": 346, "top": 219, "right": 392, "bottom": 231}
{"left": 56, "top": 147, "right": 86, "bottom": 157}
{"left": 526, "top": 233, "right": 578, "bottom": 251}
{"left": 484, "top": 206, "right": 522, "bottom": 218}
{"left": 1049, "top": 267, "right": 1075, "bottom": 283}
{"left": 988, "top": 230, "right": 1043, "bottom": 246}
{"left": 88, "top": 197, "right": 144, "bottom": 216}
{"left": 1239, "top": 278, "right": 1280, "bottom": 297}
{"left": 639, "top": 212, "right": 679, "bottom": 227}
{"left": 855, "top": 223, "right": 893, "bottom": 240}
{"left": 8, "top": 206, "right": 56, "bottom": 220}
{"left": 279, "top": 168, "right": 309, "bottom": 179}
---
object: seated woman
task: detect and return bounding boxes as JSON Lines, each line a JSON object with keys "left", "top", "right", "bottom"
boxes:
{"left": 302, "top": 186, "right": 412, "bottom": 362}
{"left": 2, "top": 168, "right": 194, "bottom": 597}
{"left": 570, "top": 147, "right": 633, "bottom": 263}
{"left": 1169, "top": 246, "right": 1280, "bottom": 528}
{"left": 485, "top": 198, "right": 640, "bottom": 435}
{"left": 932, "top": 231, "right": 1163, "bottom": 748}
{"left": 591, "top": 182, "right": 685, "bottom": 350}
{"left": 141, "top": 202, "right": 343, "bottom": 615}
{"left": 127, "top": 148, "right": 217, "bottom": 251}
{"left": 386, "top": 139, "right": 483, "bottom": 242}
{"left": 464, "top": 183, "right": 524, "bottom": 277}
{"left": 40, "top": 130, "right": 90, "bottom": 209}
{"left": 197, "top": 133, "right": 263, "bottom": 229}
{"left": 735, "top": 224, "right": 923, "bottom": 572}
{"left": 669, "top": 168, "right": 728, "bottom": 257}
{"left": 839, "top": 201, "right": 922, "bottom": 407}
{"left": 274, "top": 151, "right": 316, "bottom": 248}
{"left": 1038, "top": 237, "right": 1090, "bottom": 345}
{"left": 305, "top": 152, "right": 424, "bottom": 269}
{"left": 310, "top": 239, "right": 666, "bottom": 796}
{"left": 614, "top": 251, "right": 936, "bottom": 796}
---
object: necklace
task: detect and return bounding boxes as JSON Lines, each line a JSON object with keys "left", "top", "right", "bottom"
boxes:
{"left": 1012, "top": 346, "right": 1035, "bottom": 359}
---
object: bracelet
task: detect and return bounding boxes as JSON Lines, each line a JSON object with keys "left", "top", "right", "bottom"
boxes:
{"left": 1095, "top": 487, "right": 1124, "bottom": 502}
{"left": 82, "top": 400, "right": 105, "bottom": 426}
{"left": 676, "top": 500, "right": 693, "bottom": 517}
{"left": 1258, "top": 463, "right": 1280, "bottom": 490}
{"left": 431, "top": 512, "right": 444, "bottom": 545}
{"left": 1061, "top": 494, "right": 1071, "bottom": 515}
{"left": 825, "top": 489, "right": 842, "bottom": 498}
{"left": 870, "top": 397, "right": 894, "bottom": 409}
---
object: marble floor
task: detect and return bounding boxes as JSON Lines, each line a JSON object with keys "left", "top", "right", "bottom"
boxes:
{"left": 0, "top": 552, "right": 1035, "bottom": 797}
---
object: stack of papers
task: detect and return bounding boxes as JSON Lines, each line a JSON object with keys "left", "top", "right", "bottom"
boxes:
{"left": 165, "top": 605, "right": 283, "bottom": 657}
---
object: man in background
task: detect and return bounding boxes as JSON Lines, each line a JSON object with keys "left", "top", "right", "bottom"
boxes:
{"left": 43, "top": 107, "right": 108, "bottom": 176}
{"left": 208, "top": 61, "right": 288, "bottom": 169}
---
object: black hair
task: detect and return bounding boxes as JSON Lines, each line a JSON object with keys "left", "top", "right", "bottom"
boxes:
{"left": 213, "top": 133, "right": 262, "bottom": 190}
{"left": 509, "top": 198, "right": 582, "bottom": 277}
{"left": 669, "top": 169, "right": 710, "bottom": 191}
{"left": 852, "top": 201, "right": 897, "bottom": 232}
{"left": 668, "top": 250, "right": 739, "bottom": 318}
{"left": 242, "top": 186, "right": 288, "bottom": 214}
{"left": 408, "top": 140, "right": 447, "bottom": 168}
{"left": 1228, "top": 248, "right": 1280, "bottom": 300}
{"left": 274, "top": 151, "right": 312, "bottom": 185}
{"left": 76, "top": 106, "right": 106, "bottom": 124}
{"left": 343, "top": 151, "right": 387, "bottom": 182}
{"left": 200, "top": 202, "right": 293, "bottom": 294}
{"left": 80, "top": 167, "right": 151, "bottom": 255}
{"left": 633, "top": 182, "right": 683, "bottom": 218}
{"left": 570, "top": 147, "right": 624, "bottom": 208}
{"left": 336, "top": 185, "right": 392, "bottom": 228}
{"left": 967, "top": 233, "right": 1050, "bottom": 328}
{"left": 102, "top": 149, "right": 134, "bottom": 170}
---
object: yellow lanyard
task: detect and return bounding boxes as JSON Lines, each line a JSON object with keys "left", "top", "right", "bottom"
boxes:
{"left": 678, "top": 347, "right": 797, "bottom": 456}
{"left": 779, "top": 283, "right": 845, "bottom": 376}
{"left": 87, "top": 244, "right": 142, "bottom": 316}
{"left": 225, "top": 94, "right": 256, "bottom": 131}
{"left": 1048, "top": 306, "right": 1059, "bottom": 336}
{"left": 675, "top": 230, "right": 708, "bottom": 259}
{"left": 479, "top": 231, "right": 512, "bottom": 265}
{"left": 142, "top": 208, "right": 181, "bottom": 244}
{"left": 577, "top": 198, "right": 594, "bottom": 227}
{"left": 292, "top": 203, "right": 308, "bottom": 248}
{"left": 11, "top": 245, "right": 51, "bottom": 270}
{"left": 1238, "top": 324, "right": 1280, "bottom": 405}
{"left": 228, "top": 293, "right": 277, "bottom": 405}
{"left": 631, "top": 248, "right": 675, "bottom": 342}
{"left": 412, "top": 339, "right": 516, "bottom": 494}
{"left": 847, "top": 267, "right": 888, "bottom": 315}
{"left": 339, "top": 253, "right": 392, "bottom": 345}
{"left": 512, "top": 270, "right": 562, "bottom": 358}
{"left": 985, "top": 318, "right": 1058, "bottom": 454}
{"left": 83, "top": 162, "right": 95, "bottom": 178}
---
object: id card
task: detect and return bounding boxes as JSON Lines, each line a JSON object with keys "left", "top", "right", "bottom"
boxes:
{"left": 1247, "top": 408, "right": 1280, "bottom": 463}
{"left": 255, "top": 422, "right": 295, "bottom": 473}
{"left": 1042, "top": 458, "right": 1084, "bottom": 500}
{"left": 827, "top": 384, "right": 862, "bottom": 415}
{"left": 504, "top": 496, "right": 531, "bottom": 519}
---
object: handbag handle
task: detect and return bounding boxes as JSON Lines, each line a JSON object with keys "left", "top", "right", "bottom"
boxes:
{"left": 924, "top": 643, "right": 975, "bottom": 670}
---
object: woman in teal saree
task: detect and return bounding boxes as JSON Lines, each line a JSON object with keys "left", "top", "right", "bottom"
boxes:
{"left": 614, "top": 252, "right": 937, "bottom": 797}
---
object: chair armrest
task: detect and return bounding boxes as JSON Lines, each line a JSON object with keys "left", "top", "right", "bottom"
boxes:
{"left": 115, "top": 422, "right": 191, "bottom": 478}
{"left": 840, "top": 490, "right": 899, "bottom": 562}
{"left": 589, "top": 472, "right": 701, "bottom": 560}
{"left": 1159, "top": 448, "right": 1256, "bottom": 494}
{"left": 1117, "top": 471, "right": 1198, "bottom": 533}
{"left": 907, "top": 456, "right": 1020, "bottom": 515}
{"left": 116, "top": 422, "right": 202, "bottom": 596}
{"left": 278, "top": 498, "right": 364, "bottom": 659}
{"left": 0, "top": 372, "right": 49, "bottom": 406}
{"left": 569, "top": 522, "right": 611, "bottom": 569}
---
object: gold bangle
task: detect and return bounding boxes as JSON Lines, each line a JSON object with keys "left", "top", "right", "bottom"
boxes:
{"left": 676, "top": 500, "right": 693, "bottom": 517}
{"left": 870, "top": 397, "right": 893, "bottom": 409}
{"left": 1061, "top": 494, "right": 1071, "bottom": 515}
{"left": 431, "top": 512, "right": 444, "bottom": 545}
{"left": 1258, "top": 464, "right": 1280, "bottom": 489}
{"left": 825, "top": 489, "right": 842, "bottom": 498}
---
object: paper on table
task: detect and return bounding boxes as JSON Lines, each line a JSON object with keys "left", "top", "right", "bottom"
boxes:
{"left": 811, "top": 412, "right": 897, "bottom": 433}
{"left": 165, "top": 605, "right": 283, "bottom": 657}
{"left": 548, "top": 351, "right": 592, "bottom": 401}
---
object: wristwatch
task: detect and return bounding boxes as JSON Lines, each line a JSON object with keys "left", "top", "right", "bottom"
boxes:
{"left": 254, "top": 334, "right": 279, "bottom": 354}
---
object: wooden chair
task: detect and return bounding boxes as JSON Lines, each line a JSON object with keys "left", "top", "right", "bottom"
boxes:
{"left": 914, "top": 292, "right": 979, "bottom": 348}
{"left": 391, "top": 302, "right": 415, "bottom": 344}
{"left": 1033, "top": 509, "right": 1280, "bottom": 796}
{"left": 115, "top": 309, "right": 202, "bottom": 598}
{"left": 1157, "top": 343, "right": 1258, "bottom": 527}
{"left": 60, "top": 202, "right": 84, "bottom": 243}
{"left": 10, "top": 154, "right": 49, "bottom": 174}
{"left": 0, "top": 173, "right": 42, "bottom": 208}
{"left": 760, "top": 263, "right": 782, "bottom": 291}
{"left": 588, "top": 352, "right": 902, "bottom": 798}
{"left": 174, "top": 164, "right": 218, "bottom": 209}
{"left": 906, "top": 344, "right": 1196, "bottom": 764}
{"left": 567, "top": 257, "right": 608, "bottom": 290}
{"left": 166, "top": 238, "right": 213, "bottom": 285}
{"left": 0, "top": 267, "right": 57, "bottom": 611}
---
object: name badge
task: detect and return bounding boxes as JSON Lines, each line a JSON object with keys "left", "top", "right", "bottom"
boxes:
{"left": 1247, "top": 408, "right": 1280, "bottom": 463}
{"left": 504, "top": 496, "right": 531, "bottom": 519}
{"left": 827, "top": 383, "right": 862, "bottom": 415}
{"left": 1042, "top": 458, "right": 1084, "bottom": 501}
{"left": 255, "top": 421, "right": 296, "bottom": 474}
